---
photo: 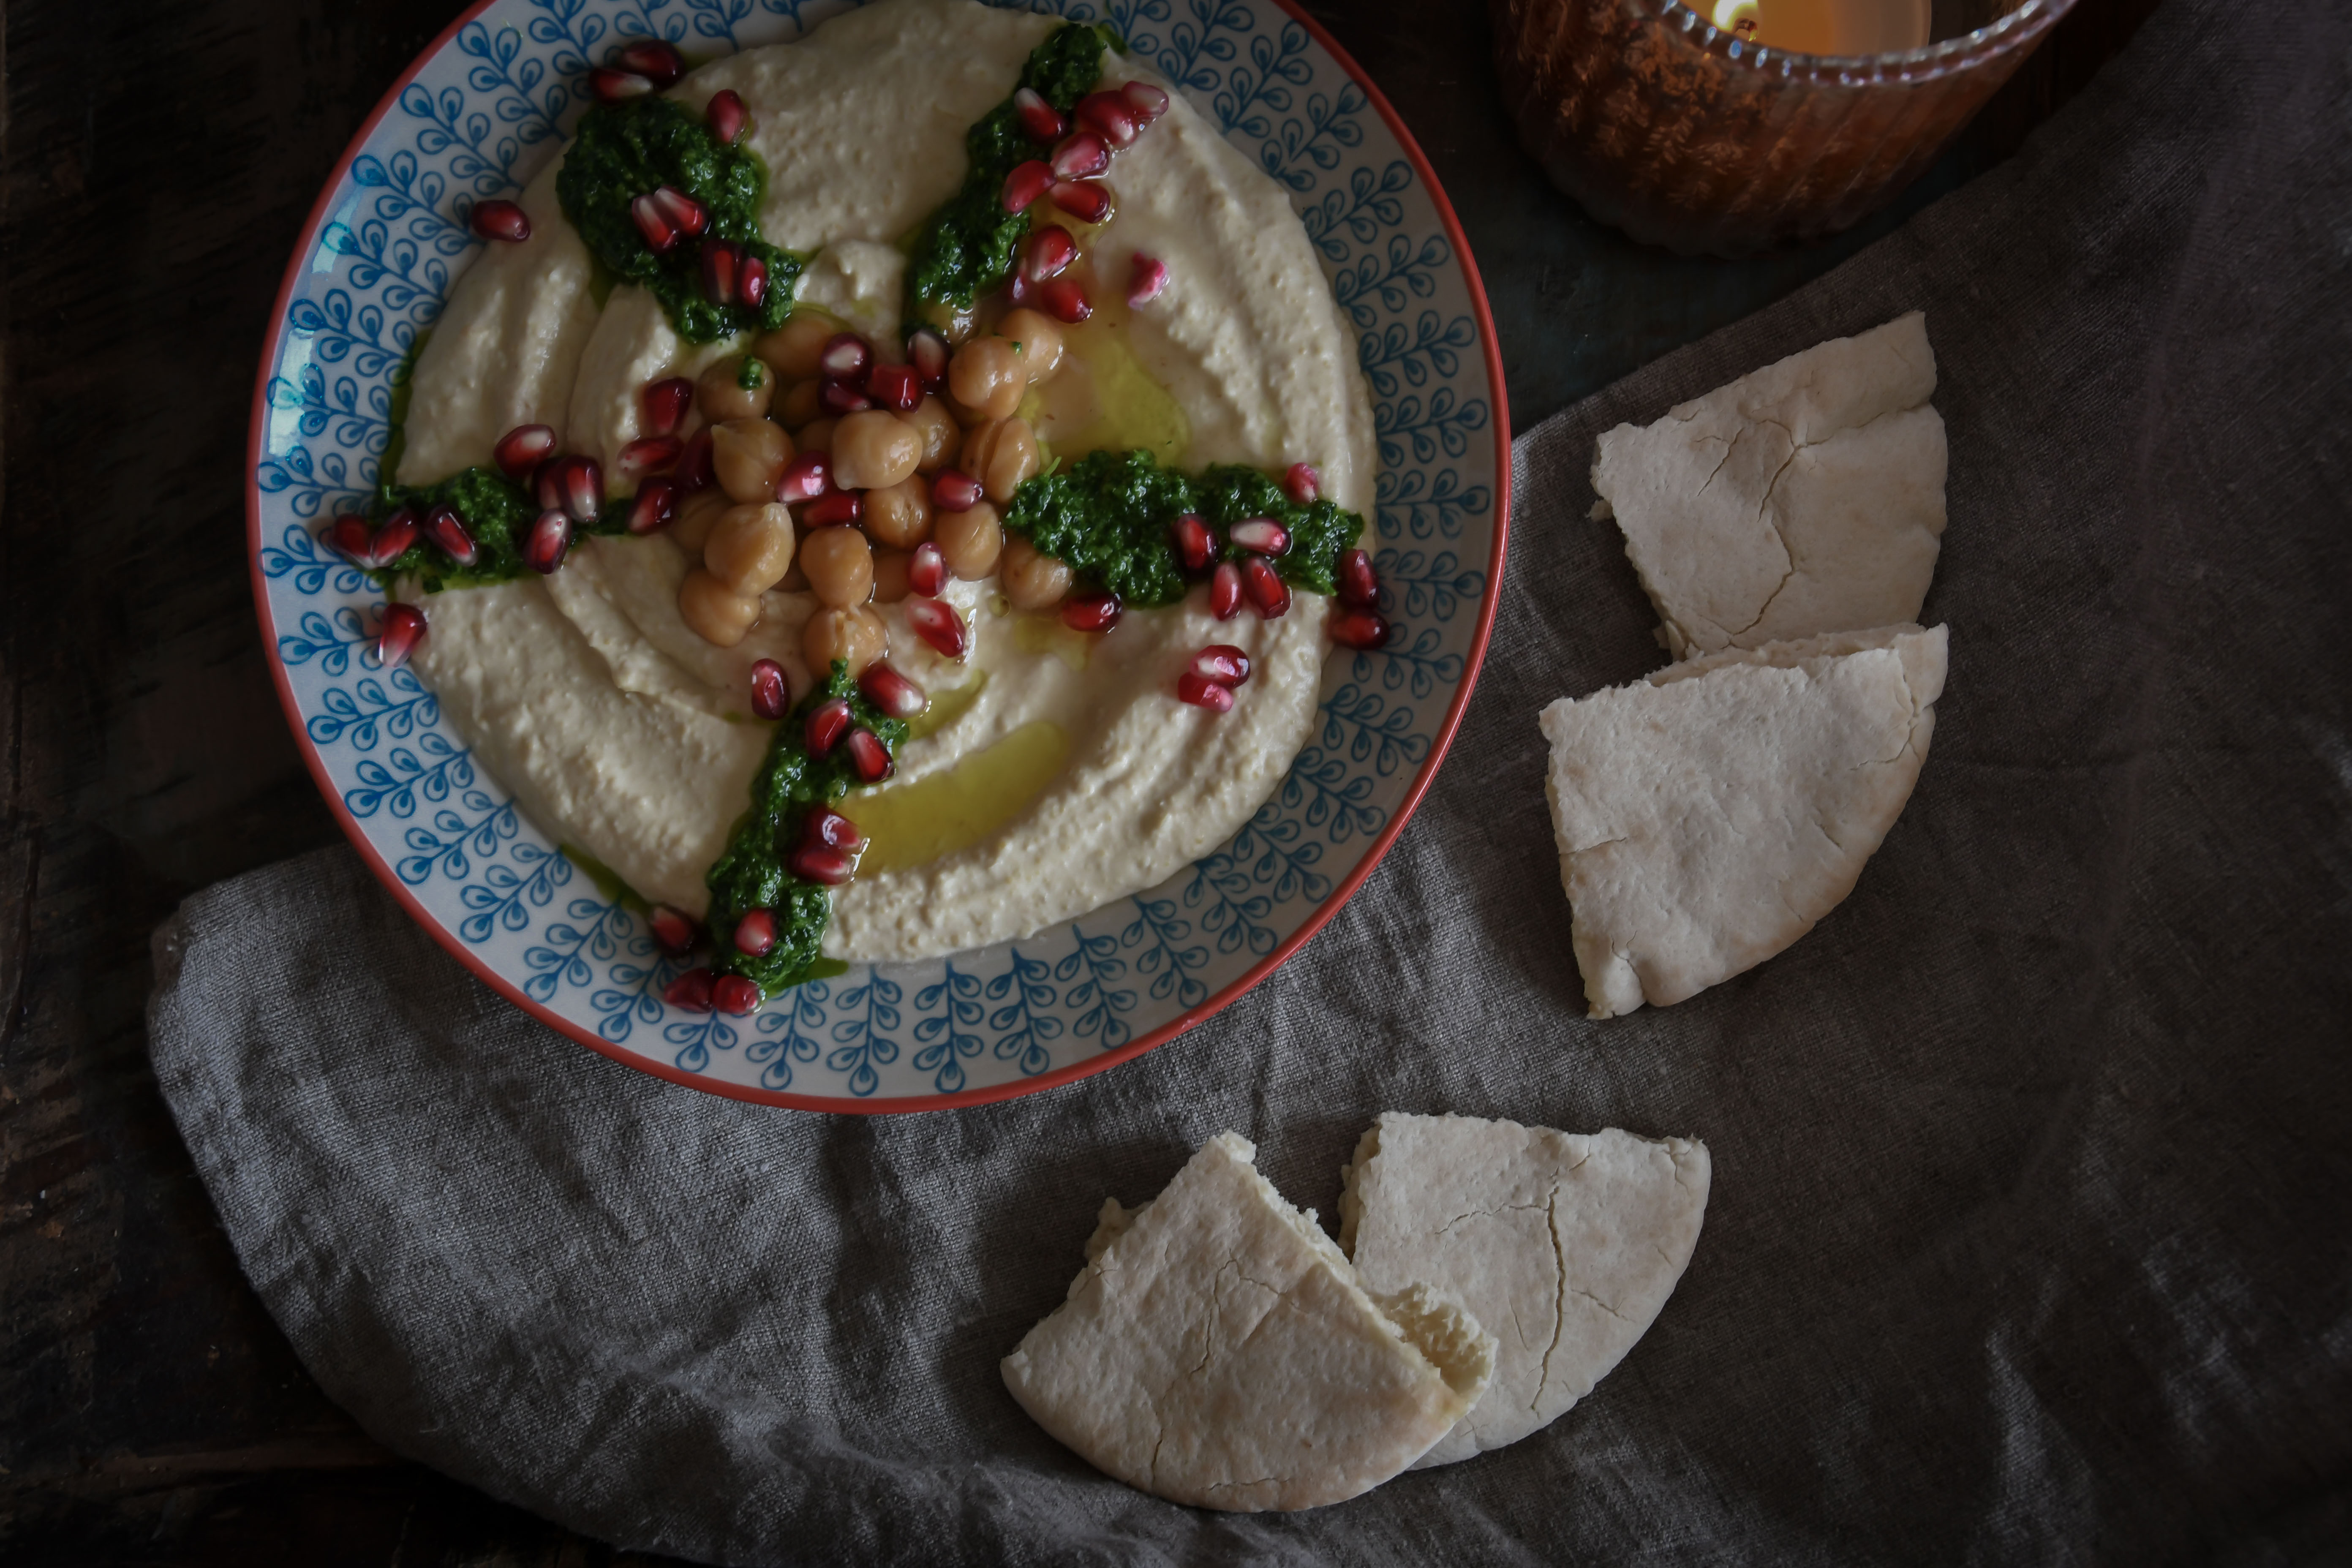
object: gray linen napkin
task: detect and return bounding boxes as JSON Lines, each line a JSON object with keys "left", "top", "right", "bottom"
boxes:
{"left": 149, "top": 0, "right": 2352, "bottom": 1558}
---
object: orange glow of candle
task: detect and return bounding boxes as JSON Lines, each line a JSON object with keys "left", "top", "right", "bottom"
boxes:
{"left": 1710, "top": 0, "right": 1931, "bottom": 54}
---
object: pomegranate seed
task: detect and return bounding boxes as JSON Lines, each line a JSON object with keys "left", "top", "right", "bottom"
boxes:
{"left": 734, "top": 908, "right": 777, "bottom": 957}
{"left": 805, "top": 697, "right": 854, "bottom": 758}
{"left": 859, "top": 661, "right": 928, "bottom": 719}
{"left": 867, "top": 360, "right": 921, "bottom": 413}
{"left": 713, "top": 975, "right": 762, "bottom": 1015}
{"left": 803, "top": 807, "right": 863, "bottom": 851}
{"left": 1230, "top": 517, "right": 1291, "bottom": 556}
{"left": 324, "top": 514, "right": 374, "bottom": 563}
{"left": 650, "top": 185, "right": 709, "bottom": 239}
{"left": 1050, "top": 131, "right": 1109, "bottom": 180}
{"left": 368, "top": 507, "right": 419, "bottom": 566}
{"left": 776, "top": 451, "right": 830, "bottom": 504}
{"left": 1002, "top": 159, "right": 1055, "bottom": 212}
{"left": 738, "top": 253, "right": 768, "bottom": 310}
{"left": 557, "top": 455, "right": 604, "bottom": 524}
{"left": 591, "top": 66, "right": 655, "bottom": 103}
{"left": 1038, "top": 275, "right": 1092, "bottom": 324}
{"left": 1121, "top": 80, "right": 1171, "bottom": 122}
{"left": 1013, "top": 86, "right": 1066, "bottom": 142}
{"left": 706, "top": 88, "right": 748, "bottom": 144}
{"left": 631, "top": 193, "right": 679, "bottom": 252}
{"left": 1210, "top": 561, "right": 1244, "bottom": 620}
{"left": 701, "top": 239, "right": 740, "bottom": 305}
{"left": 1177, "top": 672, "right": 1236, "bottom": 712}
{"left": 788, "top": 843, "right": 859, "bottom": 886}
{"left": 522, "top": 509, "right": 572, "bottom": 574}
{"left": 535, "top": 460, "right": 565, "bottom": 512}
{"left": 1167, "top": 512, "right": 1213, "bottom": 572}
{"left": 469, "top": 199, "right": 530, "bottom": 242}
{"left": 675, "top": 428, "right": 715, "bottom": 493}
{"left": 1337, "top": 547, "right": 1379, "bottom": 608}
{"left": 612, "top": 38, "right": 686, "bottom": 87}
{"left": 908, "top": 328, "right": 950, "bottom": 389}
{"left": 931, "top": 470, "right": 981, "bottom": 512}
{"left": 1075, "top": 90, "right": 1140, "bottom": 147}
{"left": 1329, "top": 606, "right": 1390, "bottom": 649}
{"left": 802, "top": 489, "right": 861, "bottom": 527}
{"left": 640, "top": 377, "right": 692, "bottom": 437}
{"left": 618, "top": 435, "right": 681, "bottom": 479}
{"left": 1190, "top": 644, "right": 1252, "bottom": 686}
{"left": 817, "top": 333, "right": 871, "bottom": 381}
{"left": 627, "top": 478, "right": 678, "bottom": 535}
{"left": 1048, "top": 179, "right": 1113, "bottom": 224}
{"left": 1285, "top": 462, "right": 1321, "bottom": 504}
{"left": 493, "top": 422, "right": 557, "bottom": 478}
{"left": 376, "top": 602, "right": 427, "bottom": 667}
{"left": 907, "top": 596, "right": 968, "bottom": 660}
{"left": 424, "top": 504, "right": 478, "bottom": 566}
{"left": 664, "top": 966, "right": 716, "bottom": 1010}
{"left": 1022, "top": 226, "right": 1078, "bottom": 284}
{"left": 749, "top": 658, "right": 789, "bottom": 720}
{"left": 647, "top": 904, "right": 698, "bottom": 954}
{"left": 819, "top": 377, "right": 872, "bottom": 416}
{"left": 843, "top": 727, "right": 893, "bottom": 783}
{"left": 1062, "top": 592, "right": 1121, "bottom": 633}
{"left": 1128, "top": 253, "right": 1168, "bottom": 306}
{"left": 1243, "top": 556, "right": 1292, "bottom": 618}
{"left": 907, "top": 541, "right": 947, "bottom": 597}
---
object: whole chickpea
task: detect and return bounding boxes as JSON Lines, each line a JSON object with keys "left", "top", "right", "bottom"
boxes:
{"left": 934, "top": 500, "right": 1004, "bottom": 582}
{"left": 830, "top": 410, "right": 923, "bottom": 491}
{"left": 670, "top": 487, "right": 731, "bottom": 555}
{"left": 704, "top": 502, "right": 797, "bottom": 596}
{"left": 959, "top": 416, "right": 1041, "bottom": 504}
{"left": 678, "top": 567, "right": 764, "bottom": 647}
{"left": 696, "top": 353, "right": 775, "bottom": 422}
{"left": 795, "top": 417, "right": 836, "bottom": 456}
{"left": 903, "top": 395, "right": 960, "bottom": 473}
{"left": 776, "top": 377, "right": 825, "bottom": 430}
{"left": 753, "top": 309, "right": 844, "bottom": 383}
{"left": 798, "top": 525, "right": 875, "bottom": 609}
{"left": 863, "top": 476, "right": 933, "bottom": 550}
{"left": 803, "top": 605, "right": 888, "bottom": 677}
{"left": 710, "top": 418, "right": 795, "bottom": 504}
{"left": 947, "top": 335, "right": 1026, "bottom": 422}
{"left": 996, "top": 308, "right": 1066, "bottom": 381}
{"left": 999, "top": 535, "right": 1072, "bottom": 612}
{"left": 870, "top": 547, "right": 912, "bottom": 604}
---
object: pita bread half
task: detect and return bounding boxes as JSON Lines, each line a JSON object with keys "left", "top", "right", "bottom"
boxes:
{"left": 1002, "top": 1131, "right": 1497, "bottom": 1511}
{"left": 1592, "top": 311, "right": 1946, "bottom": 659}
{"left": 1340, "top": 1115, "right": 1710, "bottom": 1467}
{"left": 1539, "top": 623, "right": 1948, "bottom": 1017}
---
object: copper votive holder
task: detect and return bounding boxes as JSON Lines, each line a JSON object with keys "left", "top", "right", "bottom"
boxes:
{"left": 1492, "top": 0, "right": 2078, "bottom": 255}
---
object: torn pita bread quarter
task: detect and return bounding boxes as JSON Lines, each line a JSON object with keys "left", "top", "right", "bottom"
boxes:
{"left": 1002, "top": 1132, "right": 1498, "bottom": 1511}
{"left": 1540, "top": 623, "right": 1948, "bottom": 1018}
{"left": 1592, "top": 311, "right": 1947, "bottom": 659}
{"left": 1340, "top": 1115, "right": 1710, "bottom": 1467}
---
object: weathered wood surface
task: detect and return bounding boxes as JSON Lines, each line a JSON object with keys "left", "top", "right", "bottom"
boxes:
{"left": 0, "top": 0, "right": 2143, "bottom": 1559}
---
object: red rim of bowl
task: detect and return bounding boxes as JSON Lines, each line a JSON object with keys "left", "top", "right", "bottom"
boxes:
{"left": 247, "top": 0, "right": 1513, "bottom": 1114}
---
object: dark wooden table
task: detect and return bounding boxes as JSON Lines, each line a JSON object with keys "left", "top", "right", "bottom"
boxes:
{"left": 0, "top": 0, "right": 2147, "bottom": 1560}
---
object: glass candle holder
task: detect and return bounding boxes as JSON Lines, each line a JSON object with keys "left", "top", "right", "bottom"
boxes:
{"left": 1491, "top": 0, "right": 2077, "bottom": 255}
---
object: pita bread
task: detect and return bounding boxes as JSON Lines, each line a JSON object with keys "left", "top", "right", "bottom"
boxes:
{"left": 1539, "top": 623, "right": 1948, "bottom": 1017}
{"left": 1002, "top": 1132, "right": 1497, "bottom": 1511}
{"left": 1340, "top": 1115, "right": 1710, "bottom": 1467}
{"left": 1592, "top": 312, "right": 1946, "bottom": 659}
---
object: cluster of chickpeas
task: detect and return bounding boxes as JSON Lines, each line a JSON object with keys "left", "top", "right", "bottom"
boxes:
{"left": 668, "top": 304, "right": 1084, "bottom": 679}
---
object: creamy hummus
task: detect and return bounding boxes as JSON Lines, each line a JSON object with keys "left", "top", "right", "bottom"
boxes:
{"left": 399, "top": 0, "right": 1376, "bottom": 964}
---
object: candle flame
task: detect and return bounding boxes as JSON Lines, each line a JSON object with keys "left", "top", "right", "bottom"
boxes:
{"left": 1712, "top": 0, "right": 1762, "bottom": 33}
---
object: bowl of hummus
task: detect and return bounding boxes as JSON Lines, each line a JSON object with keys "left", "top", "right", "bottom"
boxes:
{"left": 252, "top": 0, "right": 1507, "bottom": 1108}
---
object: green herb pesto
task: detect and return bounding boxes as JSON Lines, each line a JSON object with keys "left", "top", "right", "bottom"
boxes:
{"left": 366, "top": 467, "right": 625, "bottom": 593}
{"left": 999, "top": 449, "right": 1364, "bottom": 605}
{"left": 556, "top": 96, "right": 802, "bottom": 343}
{"left": 705, "top": 662, "right": 908, "bottom": 995}
{"left": 735, "top": 355, "right": 767, "bottom": 390}
{"left": 903, "top": 21, "right": 1121, "bottom": 333}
